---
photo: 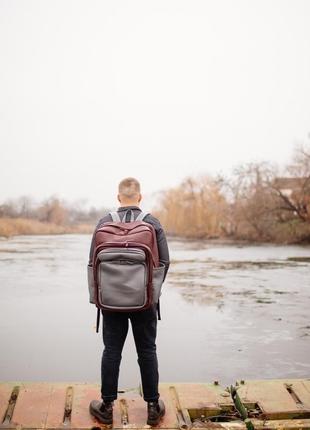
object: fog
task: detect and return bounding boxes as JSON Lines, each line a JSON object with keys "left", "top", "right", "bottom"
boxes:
{"left": 1, "top": 0, "right": 310, "bottom": 207}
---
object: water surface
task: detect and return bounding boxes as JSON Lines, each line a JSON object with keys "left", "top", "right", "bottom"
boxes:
{"left": 0, "top": 235, "right": 309, "bottom": 389}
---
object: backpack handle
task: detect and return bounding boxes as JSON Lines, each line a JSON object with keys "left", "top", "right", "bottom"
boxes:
{"left": 109, "top": 210, "right": 135, "bottom": 222}
{"left": 109, "top": 210, "right": 149, "bottom": 223}
{"left": 122, "top": 210, "right": 135, "bottom": 222}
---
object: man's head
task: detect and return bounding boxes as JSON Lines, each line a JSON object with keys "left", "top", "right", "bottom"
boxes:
{"left": 118, "top": 177, "right": 142, "bottom": 206}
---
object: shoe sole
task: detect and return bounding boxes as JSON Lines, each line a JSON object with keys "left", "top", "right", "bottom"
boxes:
{"left": 147, "top": 418, "right": 163, "bottom": 426}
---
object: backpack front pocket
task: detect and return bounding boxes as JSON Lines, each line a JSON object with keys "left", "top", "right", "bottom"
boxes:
{"left": 97, "top": 248, "right": 148, "bottom": 310}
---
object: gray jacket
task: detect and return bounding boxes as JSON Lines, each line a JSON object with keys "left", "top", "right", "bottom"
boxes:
{"left": 88, "top": 205, "right": 170, "bottom": 280}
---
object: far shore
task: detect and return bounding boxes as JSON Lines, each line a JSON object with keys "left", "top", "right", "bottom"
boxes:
{"left": 0, "top": 217, "right": 94, "bottom": 238}
{"left": 1, "top": 217, "right": 310, "bottom": 246}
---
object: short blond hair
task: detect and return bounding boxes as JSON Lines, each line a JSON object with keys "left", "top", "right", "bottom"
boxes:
{"left": 118, "top": 177, "right": 141, "bottom": 199}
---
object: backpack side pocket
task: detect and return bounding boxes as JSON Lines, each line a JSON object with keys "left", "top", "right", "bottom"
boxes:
{"left": 87, "top": 264, "right": 96, "bottom": 304}
{"left": 152, "top": 263, "right": 165, "bottom": 304}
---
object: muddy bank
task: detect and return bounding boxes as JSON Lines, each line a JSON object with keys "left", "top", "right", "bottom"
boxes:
{"left": 167, "top": 234, "right": 310, "bottom": 246}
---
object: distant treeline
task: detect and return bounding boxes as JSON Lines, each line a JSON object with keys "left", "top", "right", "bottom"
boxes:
{"left": 1, "top": 144, "right": 310, "bottom": 243}
{"left": 0, "top": 197, "right": 110, "bottom": 237}
{"left": 153, "top": 143, "right": 310, "bottom": 244}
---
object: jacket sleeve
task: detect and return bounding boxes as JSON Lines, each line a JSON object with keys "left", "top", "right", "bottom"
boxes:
{"left": 156, "top": 225, "right": 170, "bottom": 280}
{"left": 144, "top": 214, "right": 170, "bottom": 279}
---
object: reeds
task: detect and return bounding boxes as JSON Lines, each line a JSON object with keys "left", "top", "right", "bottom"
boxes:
{"left": 0, "top": 218, "right": 93, "bottom": 238}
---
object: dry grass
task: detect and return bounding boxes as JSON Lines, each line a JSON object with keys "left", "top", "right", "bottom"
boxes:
{"left": 0, "top": 218, "right": 93, "bottom": 238}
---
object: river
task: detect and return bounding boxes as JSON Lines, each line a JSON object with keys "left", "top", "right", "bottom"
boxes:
{"left": 0, "top": 234, "right": 309, "bottom": 391}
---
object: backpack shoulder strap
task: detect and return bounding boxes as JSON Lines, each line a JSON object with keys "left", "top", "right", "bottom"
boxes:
{"left": 135, "top": 211, "right": 150, "bottom": 222}
{"left": 109, "top": 211, "right": 121, "bottom": 222}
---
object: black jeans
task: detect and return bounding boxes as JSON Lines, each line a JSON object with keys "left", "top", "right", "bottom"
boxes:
{"left": 101, "top": 305, "right": 159, "bottom": 403}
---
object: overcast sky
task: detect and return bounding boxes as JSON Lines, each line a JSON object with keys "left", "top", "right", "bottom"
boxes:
{"left": 1, "top": 0, "right": 310, "bottom": 209}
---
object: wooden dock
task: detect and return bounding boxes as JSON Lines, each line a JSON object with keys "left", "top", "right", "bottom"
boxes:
{"left": 1, "top": 379, "right": 310, "bottom": 429}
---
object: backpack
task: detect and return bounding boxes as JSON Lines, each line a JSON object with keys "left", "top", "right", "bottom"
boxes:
{"left": 87, "top": 209, "right": 166, "bottom": 332}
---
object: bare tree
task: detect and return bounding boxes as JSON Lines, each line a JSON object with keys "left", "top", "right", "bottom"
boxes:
{"left": 37, "top": 197, "right": 69, "bottom": 225}
{"left": 16, "top": 196, "right": 35, "bottom": 218}
{"left": 154, "top": 175, "right": 228, "bottom": 238}
{"left": 269, "top": 144, "right": 310, "bottom": 222}
{"left": 221, "top": 161, "right": 279, "bottom": 240}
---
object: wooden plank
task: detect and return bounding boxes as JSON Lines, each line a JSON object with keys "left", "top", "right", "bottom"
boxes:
{"left": 1, "top": 380, "right": 310, "bottom": 429}
{"left": 289, "top": 380, "right": 310, "bottom": 409}
{"left": 0, "top": 383, "right": 17, "bottom": 425}
{"left": 165, "top": 382, "right": 233, "bottom": 410}
{"left": 11, "top": 382, "right": 52, "bottom": 428}
{"left": 160, "top": 384, "right": 189, "bottom": 429}
{"left": 236, "top": 379, "right": 309, "bottom": 419}
{"left": 45, "top": 383, "right": 68, "bottom": 429}
{"left": 251, "top": 418, "right": 310, "bottom": 430}
{"left": 117, "top": 391, "right": 146, "bottom": 428}
{"left": 191, "top": 424, "right": 245, "bottom": 430}
{"left": 71, "top": 383, "right": 104, "bottom": 429}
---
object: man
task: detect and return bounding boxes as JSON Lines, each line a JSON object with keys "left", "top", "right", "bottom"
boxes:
{"left": 88, "top": 177, "right": 170, "bottom": 426}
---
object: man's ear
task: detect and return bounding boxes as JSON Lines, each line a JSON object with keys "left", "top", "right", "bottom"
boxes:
{"left": 138, "top": 193, "right": 142, "bottom": 203}
{"left": 117, "top": 194, "right": 121, "bottom": 203}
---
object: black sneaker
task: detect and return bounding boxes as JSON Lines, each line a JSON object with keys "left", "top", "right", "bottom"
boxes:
{"left": 147, "top": 399, "right": 165, "bottom": 426}
{"left": 89, "top": 400, "right": 113, "bottom": 425}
